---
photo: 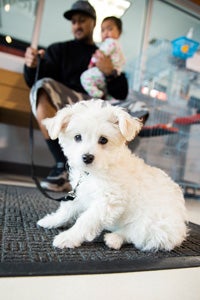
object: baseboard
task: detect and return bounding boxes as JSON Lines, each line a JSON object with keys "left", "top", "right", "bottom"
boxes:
{"left": 0, "top": 161, "right": 50, "bottom": 177}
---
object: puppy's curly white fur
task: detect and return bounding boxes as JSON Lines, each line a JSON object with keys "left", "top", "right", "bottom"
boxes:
{"left": 38, "top": 99, "right": 188, "bottom": 251}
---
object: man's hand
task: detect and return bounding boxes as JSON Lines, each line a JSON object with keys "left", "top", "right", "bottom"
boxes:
{"left": 94, "top": 50, "right": 114, "bottom": 76}
{"left": 24, "top": 47, "right": 45, "bottom": 68}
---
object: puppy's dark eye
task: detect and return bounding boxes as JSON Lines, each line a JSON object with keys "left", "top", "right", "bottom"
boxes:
{"left": 98, "top": 136, "right": 108, "bottom": 145}
{"left": 74, "top": 134, "right": 82, "bottom": 142}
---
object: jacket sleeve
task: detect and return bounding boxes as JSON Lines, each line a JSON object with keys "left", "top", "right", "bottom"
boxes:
{"left": 23, "top": 43, "right": 61, "bottom": 88}
{"left": 100, "top": 38, "right": 116, "bottom": 56}
{"left": 106, "top": 72, "right": 128, "bottom": 100}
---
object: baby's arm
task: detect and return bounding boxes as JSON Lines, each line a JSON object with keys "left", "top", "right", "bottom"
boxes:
{"left": 89, "top": 39, "right": 119, "bottom": 69}
{"left": 88, "top": 55, "right": 97, "bottom": 68}
{"left": 99, "top": 38, "right": 118, "bottom": 56}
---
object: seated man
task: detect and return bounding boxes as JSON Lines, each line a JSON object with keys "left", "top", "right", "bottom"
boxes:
{"left": 24, "top": 1, "right": 129, "bottom": 192}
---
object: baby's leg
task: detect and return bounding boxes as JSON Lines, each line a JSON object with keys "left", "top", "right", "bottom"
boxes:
{"left": 81, "top": 67, "right": 105, "bottom": 98}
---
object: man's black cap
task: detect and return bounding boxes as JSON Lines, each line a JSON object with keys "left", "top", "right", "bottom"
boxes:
{"left": 64, "top": 1, "right": 96, "bottom": 20}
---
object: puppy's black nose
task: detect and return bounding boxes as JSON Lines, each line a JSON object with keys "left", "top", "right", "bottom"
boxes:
{"left": 82, "top": 154, "right": 94, "bottom": 164}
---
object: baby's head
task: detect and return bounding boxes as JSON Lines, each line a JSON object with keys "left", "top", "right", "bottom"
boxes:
{"left": 101, "top": 16, "right": 122, "bottom": 41}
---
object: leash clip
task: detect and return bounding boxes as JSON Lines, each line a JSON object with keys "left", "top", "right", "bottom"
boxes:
{"left": 64, "top": 191, "right": 76, "bottom": 201}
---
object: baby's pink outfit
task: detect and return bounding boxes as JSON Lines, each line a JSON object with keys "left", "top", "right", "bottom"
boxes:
{"left": 81, "top": 38, "right": 125, "bottom": 98}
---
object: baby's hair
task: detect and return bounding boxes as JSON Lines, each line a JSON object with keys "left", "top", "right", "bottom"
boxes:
{"left": 102, "top": 16, "right": 123, "bottom": 34}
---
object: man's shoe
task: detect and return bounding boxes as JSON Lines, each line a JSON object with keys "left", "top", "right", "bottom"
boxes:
{"left": 113, "top": 100, "right": 150, "bottom": 125}
{"left": 40, "top": 162, "right": 71, "bottom": 192}
{"left": 127, "top": 101, "right": 150, "bottom": 125}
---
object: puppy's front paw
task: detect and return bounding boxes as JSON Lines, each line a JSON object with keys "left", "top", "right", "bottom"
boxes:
{"left": 53, "top": 231, "right": 81, "bottom": 249}
{"left": 37, "top": 215, "right": 57, "bottom": 229}
{"left": 104, "top": 232, "right": 123, "bottom": 250}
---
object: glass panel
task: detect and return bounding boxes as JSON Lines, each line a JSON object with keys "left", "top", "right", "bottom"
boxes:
{"left": 150, "top": 0, "right": 200, "bottom": 42}
{"left": 0, "top": 0, "right": 38, "bottom": 51}
{"left": 131, "top": 0, "right": 200, "bottom": 91}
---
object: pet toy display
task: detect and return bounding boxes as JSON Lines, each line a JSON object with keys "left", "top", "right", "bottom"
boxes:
{"left": 171, "top": 28, "right": 199, "bottom": 60}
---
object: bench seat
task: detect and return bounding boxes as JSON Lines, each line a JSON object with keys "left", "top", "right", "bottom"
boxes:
{"left": 0, "top": 68, "right": 38, "bottom": 128}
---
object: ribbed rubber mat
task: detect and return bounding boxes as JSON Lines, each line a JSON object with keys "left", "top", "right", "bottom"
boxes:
{"left": 0, "top": 184, "right": 200, "bottom": 277}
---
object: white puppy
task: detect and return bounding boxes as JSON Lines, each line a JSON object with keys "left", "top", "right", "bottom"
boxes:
{"left": 38, "top": 99, "right": 188, "bottom": 251}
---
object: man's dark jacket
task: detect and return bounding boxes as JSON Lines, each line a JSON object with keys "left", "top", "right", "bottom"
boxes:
{"left": 24, "top": 40, "right": 128, "bottom": 100}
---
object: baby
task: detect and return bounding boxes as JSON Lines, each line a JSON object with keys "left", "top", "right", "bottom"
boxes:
{"left": 81, "top": 16, "right": 125, "bottom": 98}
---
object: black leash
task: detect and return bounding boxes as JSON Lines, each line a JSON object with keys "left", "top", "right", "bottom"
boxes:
{"left": 29, "top": 54, "right": 74, "bottom": 202}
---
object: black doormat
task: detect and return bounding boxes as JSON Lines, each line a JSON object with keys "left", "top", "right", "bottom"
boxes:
{"left": 0, "top": 184, "right": 200, "bottom": 277}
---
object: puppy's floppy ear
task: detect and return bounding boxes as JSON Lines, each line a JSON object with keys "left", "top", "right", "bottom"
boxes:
{"left": 42, "top": 106, "right": 73, "bottom": 140}
{"left": 114, "top": 109, "right": 143, "bottom": 141}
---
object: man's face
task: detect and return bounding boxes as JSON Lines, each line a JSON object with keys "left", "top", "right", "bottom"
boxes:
{"left": 71, "top": 13, "right": 95, "bottom": 42}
